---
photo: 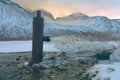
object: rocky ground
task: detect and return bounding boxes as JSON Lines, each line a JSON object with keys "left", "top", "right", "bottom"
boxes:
{"left": 0, "top": 36, "right": 120, "bottom": 80}
{"left": 0, "top": 51, "right": 98, "bottom": 80}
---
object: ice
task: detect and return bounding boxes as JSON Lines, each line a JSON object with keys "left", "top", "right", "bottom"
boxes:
{"left": 0, "top": 41, "right": 59, "bottom": 53}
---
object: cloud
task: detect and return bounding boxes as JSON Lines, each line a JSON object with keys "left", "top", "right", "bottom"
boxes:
{"left": 12, "top": 0, "right": 120, "bottom": 19}
{"left": 12, "top": 0, "right": 48, "bottom": 10}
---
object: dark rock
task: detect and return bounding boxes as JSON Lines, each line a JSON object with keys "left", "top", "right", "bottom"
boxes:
{"left": 79, "top": 59, "right": 88, "bottom": 64}
{"left": 0, "top": 64, "right": 2, "bottom": 67}
{"left": 24, "top": 57, "right": 28, "bottom": 60}
{"left": 0, "top": 77, "right": 3, "bottom": 80}
{"left": 16, "top": 57, "right": 20, "bottom": 61}
{"left": 92, "top": 51, "right": 112, "bottom": 60}
{"left": 18, "top": 56, "right": 21, "bottom": 58}
{"left": 6, "top": 63, "right": 10, "bottom": 66}
{"left": 58, "top": 52, "right": 67, "bottom": 57}
{"left": 49, "top": 70, "right": 55, "bottom": 74}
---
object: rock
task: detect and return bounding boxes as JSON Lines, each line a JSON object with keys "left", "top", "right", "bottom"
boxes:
{"left": 33, "top": 63, "right": 49, "bottom": 69}
{"left": 6, "top": 63, "right": 10, "bottom": 66}
{"left": 57, "top": 52, "right": 67, "bottom": 57}
{"left": 7, "top": 75, "right": 15, "bottom": 79}
{"left": 0, "top": 77, "right": 3, "bottom": 80}
{"left": 0, "top": 64, "right": 2, "bottom": 67}
{"left": 51, "top": 76, "right": 57, "bottom": 79}
{"left": 24, "top": 57, "right": 29, "bottom": 60}
{"left": 44, "top": 53, "right": 57, "bottom": 59}
{"left": 79, "top": 59, "right": 88, "bottom": 64}
{"left": 32, "top": 56, "right": 68, "bottom": 68}
{"left": 24, "top": 62, "right": 29, "bottom": 66}
{"left": 24, "top": 71, "right": 31, "bottom": 74}
{"left": 17, "top": 63, "right": 24, "bottom": 69}
{"left": 32, "top": 52, "right": 68, "bottom": 68}
{"left": 49, "top": 70, "right": 55, "bottom": 74}
{"left": 93, "top": 51, "right": 112, "bottom": 60}
{"left": 58, "top": 65, "right": 67, "bottom": 71}
{"left": 16, "top": 57, "right": 20, "bottom": 61}
{"left": 16, "top": 75, "right": 21, "bottom": 78}
{"left": 18, "top": 56, "right": 21, "bottom": 58}
{"left": 110, "top": 47, "right": 120, "bottom": 61}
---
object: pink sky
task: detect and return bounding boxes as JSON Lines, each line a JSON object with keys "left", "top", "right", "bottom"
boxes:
{"left": 12, "top": 0, "right": 120, "bottom": 19}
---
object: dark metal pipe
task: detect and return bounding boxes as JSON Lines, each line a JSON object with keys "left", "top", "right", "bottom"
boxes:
{"left": 31, "top": 10, "right": 44, "bottom": 64}
{"left": 31, "top": 10, "right": 51, "bottom": 64}
{"left": 43, "top": 36, "right": 51, "bottom": 42}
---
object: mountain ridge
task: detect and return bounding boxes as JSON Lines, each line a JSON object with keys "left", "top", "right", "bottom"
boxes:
{"left": 0, "top": 0, "right": 120, "bottom": 40}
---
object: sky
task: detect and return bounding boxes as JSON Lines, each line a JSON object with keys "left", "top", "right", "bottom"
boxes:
{"left": 12, "top": 0, "right": 120, "bottom": 19}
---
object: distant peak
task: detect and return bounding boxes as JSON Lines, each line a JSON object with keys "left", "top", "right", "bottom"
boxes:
{"left": 56, "top": 12, "right": 88, "bottom": 20}
{"left": 29, "top": 9, "right": 54, "bottom": 20}
{"left": 69, "top": 12, "right": 88, "bottom": 17}
{"left": 39, "top": 10, "right": 54, "bottom": 19}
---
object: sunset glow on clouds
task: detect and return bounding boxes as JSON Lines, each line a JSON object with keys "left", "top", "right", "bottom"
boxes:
{"left": 12, "top": 0, "right": 120, "bottom": 19}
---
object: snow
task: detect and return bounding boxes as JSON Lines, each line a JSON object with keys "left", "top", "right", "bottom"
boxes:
{"left": 52, "top": 36, "right": 119, "bottom": 54}
{"left": 24, "top": 62, "right": 29, "bottom": 66}
{"left": 88, "top": 62, "right": 120, "bottom": 80}
{"left": 0, "top": 41, "right": 59, "bottom": 53}
{"left": 110, "top": 47, "right": 120, "bottom": 61}
{"left": 1, "top": 0, "right": 120, "bottom": 39}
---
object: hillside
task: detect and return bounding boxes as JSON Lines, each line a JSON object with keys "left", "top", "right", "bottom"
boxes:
{"left": 0, "top": 0, "right": 120, "bottom": 40}
{"left": 0, "top": 0, "right": 32, "bottom": 40}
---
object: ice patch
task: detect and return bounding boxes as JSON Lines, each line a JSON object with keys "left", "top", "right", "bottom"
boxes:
{"left": 0, "top": 41, "right": 59, "bottom": 53}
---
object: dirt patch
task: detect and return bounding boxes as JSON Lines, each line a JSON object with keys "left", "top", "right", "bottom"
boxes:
{"left": 0, "top": 52, "right": 97, "bottom": 80}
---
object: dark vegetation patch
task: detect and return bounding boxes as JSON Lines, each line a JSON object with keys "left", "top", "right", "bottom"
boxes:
{"left": 92, "top": 51, "right": 112, "bottom": 60}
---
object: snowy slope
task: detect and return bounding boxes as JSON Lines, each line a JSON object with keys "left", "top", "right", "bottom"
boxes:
{"left": 55, "top": 14, "right": 120, "bottom": 32}
{"left": 88, "top": 62, "right": 120, "bottom": 80}
{"left": 0, "top": 0, "right": 120, "bottom": 40}
{"left": 0, "top": 0, "right": 32, "bottom": 39}
{"left": 46, "top": 12, "right": 120, "bottom": 37}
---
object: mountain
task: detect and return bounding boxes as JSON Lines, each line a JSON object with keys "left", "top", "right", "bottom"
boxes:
{"left": 56, "top": 13, "right": 88, "bottom": 21}
{"left": 29, "top": 9, "right": 55, "bottom": 22}
{"left": 0, "top": 0, "right": 120, "bottom": 40}
{"left": 54, "top": 13, "right": 120, "bottom": 32}
{"left": 46, "top": 14, "right": 120, "bottom": 40}
{"left": 0, "top": 0, "right": 32, "bottom": 40}
{"left": 112, "top": 19, "right": 120, "bottom": 23}
{"left": 54, "top": 13, "right": 89, "bottom": 25}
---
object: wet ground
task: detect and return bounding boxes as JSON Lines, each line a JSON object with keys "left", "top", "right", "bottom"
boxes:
{"left": 0, "top": 52, "right": 98, "bottom": 80}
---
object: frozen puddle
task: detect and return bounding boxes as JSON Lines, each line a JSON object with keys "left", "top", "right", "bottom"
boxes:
{"left": 0, "top": 41, "right": 59, "bottom": 53}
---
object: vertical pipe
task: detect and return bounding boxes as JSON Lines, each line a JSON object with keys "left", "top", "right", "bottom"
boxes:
{"left": 31, "top": 10, "right": 44, "bottom": 64}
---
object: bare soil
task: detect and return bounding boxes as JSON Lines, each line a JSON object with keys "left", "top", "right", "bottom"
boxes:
{"left": 0, "top": 52, "right": 97, "bottom": 80}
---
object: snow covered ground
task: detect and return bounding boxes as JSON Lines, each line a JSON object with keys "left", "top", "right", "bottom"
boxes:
{"left": 88, "top": 62, "right": 120, "bottom": 80}
{"left": 0, "top": 41, "right": 59, "bottom": 53}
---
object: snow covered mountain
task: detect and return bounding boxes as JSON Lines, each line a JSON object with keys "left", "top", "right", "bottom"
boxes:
{"left": 0, "top": 0, "right": 120, "bottom": 40}
{"left": 45, "top": 14, "right": 120, "bottom": 40}
{"left": 55, "top": 14, "right": 120, "bottom": 32}
{"left": 29, "top": 9, "right": 55, "bottom": 22}
{"left": 56, "top": 13, "right": 89, "bottom": 21}
{"left": 0, "top": 0, "right": 32, "bottom": 40}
